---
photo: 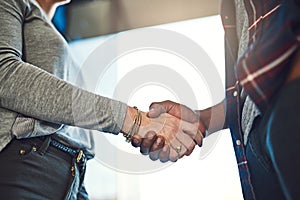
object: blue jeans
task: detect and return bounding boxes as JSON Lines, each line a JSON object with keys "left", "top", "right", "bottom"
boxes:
{"left": 246, "top": 78, "right": 300, "bottom": 200}
{"left": 0, "top": 136, "right": 89, "bottom": 200}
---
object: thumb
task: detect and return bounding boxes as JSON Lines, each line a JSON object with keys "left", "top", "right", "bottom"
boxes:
{"left": 147, "top": 103, "right": 166, "bottom": 118}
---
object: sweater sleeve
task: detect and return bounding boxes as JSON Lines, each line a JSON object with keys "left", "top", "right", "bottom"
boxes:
{"left": 0, "top": 0, "right": 127, "bottom": 134}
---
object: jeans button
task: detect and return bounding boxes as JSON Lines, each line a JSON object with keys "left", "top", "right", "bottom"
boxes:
{"left": 20, "top": 149, "right": 26, "bottom": 155}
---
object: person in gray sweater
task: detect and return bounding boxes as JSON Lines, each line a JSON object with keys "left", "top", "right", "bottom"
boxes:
{"left": 0, "top": 0, "right": 202, "bottom": 199}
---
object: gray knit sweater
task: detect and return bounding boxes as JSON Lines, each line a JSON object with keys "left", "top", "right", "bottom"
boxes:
{"left": 0, "top": 0, "right": 127, "bottom": 151}
{"left": 235, "top": 0, "right": 261, "bottom": 145}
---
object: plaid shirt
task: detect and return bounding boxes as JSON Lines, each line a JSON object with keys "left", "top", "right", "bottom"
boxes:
{"left": 221, "top": 0, "right": 300, "bottom": 199}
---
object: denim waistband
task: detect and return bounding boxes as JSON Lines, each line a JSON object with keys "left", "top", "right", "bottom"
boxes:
{"left": 50, "top": 139, "right": 78, "bottom": 158}
{"left": 36, "top": 136, "right": 87, "bottom": 164}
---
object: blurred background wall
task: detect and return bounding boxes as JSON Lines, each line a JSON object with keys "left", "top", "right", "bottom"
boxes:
{"left": 53, "top": 0, "right": 219, "bottom": 41}
{"left": 52, "top": 1, "right": 244, "bottom": 200}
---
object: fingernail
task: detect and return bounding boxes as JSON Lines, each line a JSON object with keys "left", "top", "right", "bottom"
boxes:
{"left": 156, "top": 137, "right": 162, "bottom": 145}
{"left": 133, "top": 139, "right": 139, "bottom": 144}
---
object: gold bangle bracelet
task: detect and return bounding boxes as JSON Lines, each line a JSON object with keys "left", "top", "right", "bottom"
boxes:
{"left": 123, "top": 106, "right": 142, "bottom": 143}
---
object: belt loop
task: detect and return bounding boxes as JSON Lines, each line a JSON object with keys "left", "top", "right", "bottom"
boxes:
{"left": 38, "top": 136, "right": 51, "bottom": 156}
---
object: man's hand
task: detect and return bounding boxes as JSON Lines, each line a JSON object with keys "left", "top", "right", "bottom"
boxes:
{"left": 131, "top": 101, "right": 207, "bottom": 162}
{"left": 122, "top": 106, "right": 199, "bottom": 162}
{"left": 148, "top": 101, "right": 199, "bottom": 123}
{"left": 148, "top": 100, "right": 207, "bottom": 147}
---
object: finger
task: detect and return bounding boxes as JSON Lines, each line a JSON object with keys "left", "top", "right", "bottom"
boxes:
{"left": 169, "top": 149, "right": 178, "bottom": 162}
{"left": 169, "top": 137, "right": 188, "bottom": 161}
{"left": 149, "top": 101, "right": 199, "bottom": 123}
{"left": 147, "top": 103, "right": 166, "bottom": 118}
{"left": 149, "top": 101, "right": 176, "bottom": 118}
{"left": 161, "top": 129, "right": 187, "bottom": 161}
{"left": 175, "top": 131, "right": 196, "bottom": 156}
{"left": 131, "top": 134, "right": 142, "bottom": 148}
{"left": 140, "top": 131, "right": 157, "bottom": 155}
{"left": 194, "top": 130, "right": 204, "bottom": 147}
{"left": 185, "top": 142, "right": 196, "bottom": 156}
{"left": 149, "top": 135, "right": 165, "bottom": 161}
{"left": 159, "top": 144, "right": 170, "bottom": 163}
{"left": 198, "top": 121, "right": 207, "bottom": 135}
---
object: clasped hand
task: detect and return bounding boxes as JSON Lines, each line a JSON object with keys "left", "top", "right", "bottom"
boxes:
{"left": 128, "top": 101, "right": 206, "bottom": 162}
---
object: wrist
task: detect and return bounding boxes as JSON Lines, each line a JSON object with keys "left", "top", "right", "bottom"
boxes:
{"left": 197, "top": 109, "right": 210, "bottom": 131}
{"left": 121, "top": 106, "right": 151, "bottom": 141}
{"left": 196, "top": 101, "right": 226, "bottom": 135}
{"left": 121, "top": 106, "right": 142, "bottom": 142}
{"left": 121, "top": 106, "right": 135, "bottom": 134}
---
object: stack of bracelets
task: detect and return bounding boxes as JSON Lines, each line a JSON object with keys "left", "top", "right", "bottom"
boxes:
{"left": 123, "top": 106, "right": 142, "bottom": 143}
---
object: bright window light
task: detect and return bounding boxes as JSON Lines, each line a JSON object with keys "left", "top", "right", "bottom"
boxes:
{"left": 69, "top": 15, "right": 243, "bottom": 200}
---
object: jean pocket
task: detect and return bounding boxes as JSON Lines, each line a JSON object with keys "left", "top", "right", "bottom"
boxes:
{"left": 16, "top": 138, "right": 45, "bottom": 160}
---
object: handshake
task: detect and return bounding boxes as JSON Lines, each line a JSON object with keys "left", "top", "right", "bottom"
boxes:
{"left": 121, "top": 100, "right": 208, "bottom": 163}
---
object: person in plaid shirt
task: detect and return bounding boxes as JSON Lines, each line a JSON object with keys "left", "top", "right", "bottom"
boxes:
{"left": 133, "top": 0, "right": 300, "bottom": 199}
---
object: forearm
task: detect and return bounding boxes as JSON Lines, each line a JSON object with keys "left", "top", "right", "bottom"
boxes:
{"left": 0, "top": 60, "right": 127, "bottom": 133}
{"left": 121, "top": 106, "right": 153, "bottom": 136}
{"left": 0, "top": 0, "right": 128, "bottom": 135}
{"left": 195, "top": 101, "right": 226, "bottom": 136}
